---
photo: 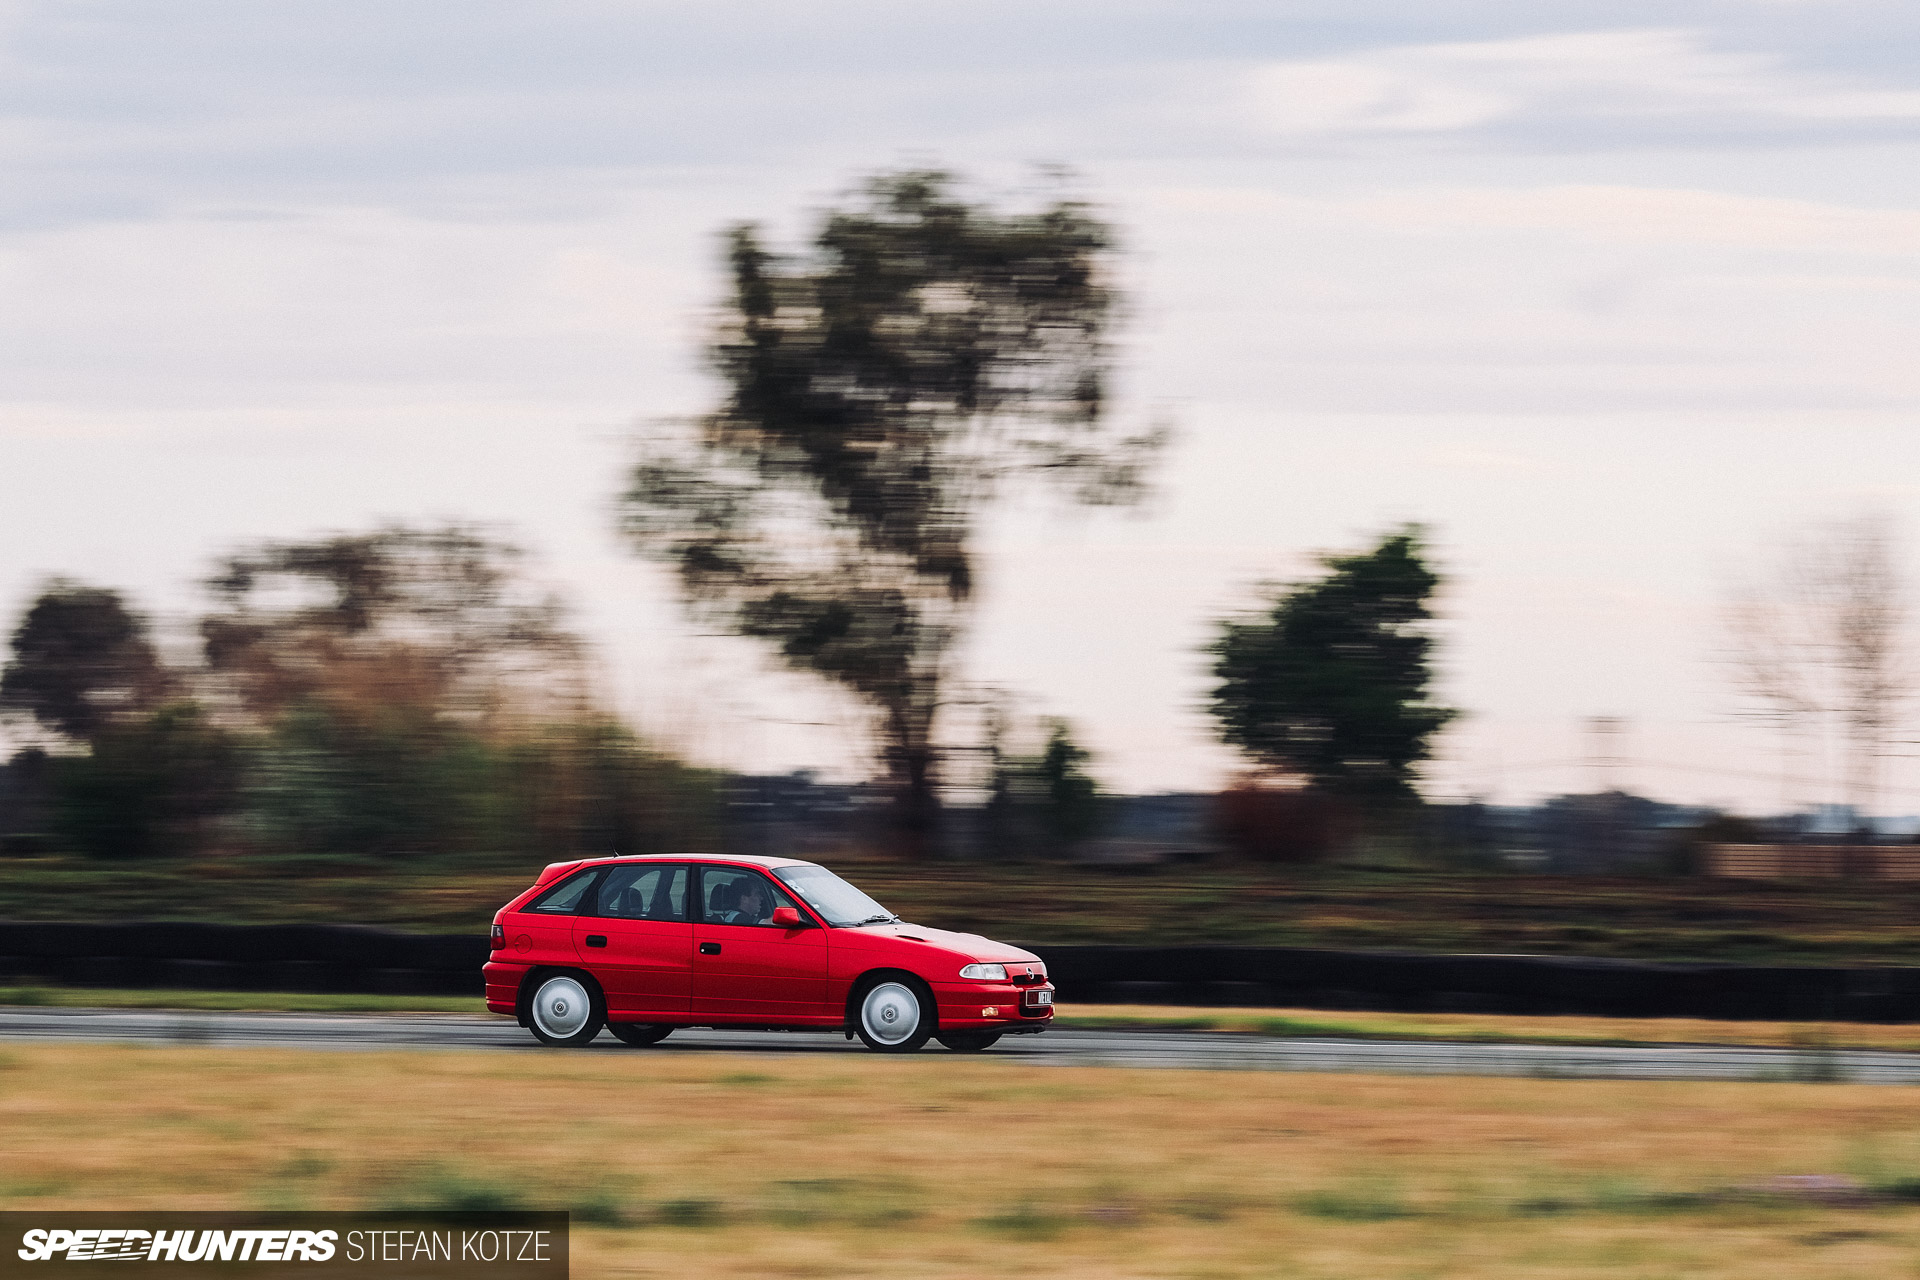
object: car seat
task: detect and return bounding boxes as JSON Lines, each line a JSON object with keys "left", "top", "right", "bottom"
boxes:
{"left": 645, "top": 872, "right": 684, "bottom": 921}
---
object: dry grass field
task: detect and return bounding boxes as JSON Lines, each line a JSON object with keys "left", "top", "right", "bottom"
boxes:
{"left": 1065, "top": 1005, "right": 1920, "bottom": 1053}
{"left": 4, "top": 1044, "right": 1920, "bottom": 1278}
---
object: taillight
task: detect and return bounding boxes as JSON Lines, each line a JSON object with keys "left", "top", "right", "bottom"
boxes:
{"left": 490, "top": 924, "right": 505, "bottom": 951}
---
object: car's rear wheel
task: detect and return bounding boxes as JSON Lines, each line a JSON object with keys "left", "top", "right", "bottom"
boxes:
{"left": 855, "top": 978, "right": 933, "bottom": 1053}
{"left": 525, "top": 972, "right": 604, "bottom": 1047}
{"left": 936, "top": 1030, "right": 1002, "bottom": 1053}
{"left": 606, "top": 1022, "right": 674, "bottom": 1047}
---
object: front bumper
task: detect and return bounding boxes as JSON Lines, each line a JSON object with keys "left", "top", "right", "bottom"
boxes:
{"left": 933, "top": 980, "right": 1055, "bottom": 1030}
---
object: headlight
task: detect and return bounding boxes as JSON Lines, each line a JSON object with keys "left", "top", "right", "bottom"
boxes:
{"left": 958, "top": 963, "right": 1008, "bottom": 981}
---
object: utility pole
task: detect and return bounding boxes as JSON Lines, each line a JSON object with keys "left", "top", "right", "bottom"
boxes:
{"left": 1585, "top": 716, "right": 1626, "bottom": 795}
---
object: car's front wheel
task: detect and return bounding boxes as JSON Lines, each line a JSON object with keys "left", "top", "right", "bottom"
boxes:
{"left": 525, "top": 972, "right": 604, "bottom": 1047}
{"left": 935, "top": 1030, "right": 1002, "bottom": 1052}
{"left": 855, "top": 978, "right": 932, "bottom": 1053}
{"left": 606, "top": 1022, "right": 674, "bottom": 1047}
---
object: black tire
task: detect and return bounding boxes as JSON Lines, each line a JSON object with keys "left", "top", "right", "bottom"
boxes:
{"left": 607, "top": 1022, "right": 674, "bottom": 1047}
{"left": 523, "top": 971, "right": 605, "bottom": 1047}
{"left": 853, "top": 975, "right": 934, "bottom": 1053}
{"left": 936, "top": 1031, "right": 1002, "bottom": 1053}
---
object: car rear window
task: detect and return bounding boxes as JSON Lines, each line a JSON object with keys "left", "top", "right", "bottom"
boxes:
{"left": 525, "top": 869, "right": 600, "bottom": 914}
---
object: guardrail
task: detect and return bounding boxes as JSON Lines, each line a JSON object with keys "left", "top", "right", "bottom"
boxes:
{"left": 2, "top": 921, "right": 1917, "bottom": 1021}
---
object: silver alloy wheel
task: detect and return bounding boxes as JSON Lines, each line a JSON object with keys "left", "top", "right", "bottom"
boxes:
{"left": 860, "top": 981, "right": 921, "bottom": 1046}
{"left": 531, "top": 975, "right": 592, "bottom": 1040}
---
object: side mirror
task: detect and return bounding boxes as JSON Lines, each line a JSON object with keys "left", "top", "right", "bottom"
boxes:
{"left": 771, "top": 906, "right": 805, "bottom": 928}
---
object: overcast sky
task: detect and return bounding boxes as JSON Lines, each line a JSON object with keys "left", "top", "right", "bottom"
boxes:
{"left": 6, "top": 1, "right": 1920, "bottom": 810}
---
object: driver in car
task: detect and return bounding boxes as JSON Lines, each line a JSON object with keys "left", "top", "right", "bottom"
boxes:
{"left": 727, "top": 879, "right": 773, "bottom": 926}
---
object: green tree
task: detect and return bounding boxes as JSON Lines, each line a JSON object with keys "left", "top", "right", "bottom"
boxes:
{"left": 621, "top": 169, "right": 1161, "bottom": 842}
{"left": 53, "top": 703, "right": 240, "bottom": 859}
{"left": 1207, "top": 528, "right": 1454, "bottom": 799}
{"left": 987, "top": 717, "right": 1104, "bottom": 853}
{"left": 1, "top": 580, "right": 170, "bottom": 743}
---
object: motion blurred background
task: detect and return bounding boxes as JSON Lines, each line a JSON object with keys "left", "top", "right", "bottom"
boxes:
{"left": 5, "top": 1, "right": 1920, "bottom": 937}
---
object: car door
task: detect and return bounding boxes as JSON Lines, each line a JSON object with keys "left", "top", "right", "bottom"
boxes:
{"left": 573, "top": 864, "right": 692, "bottom": 1021}
{"left": 690, "top": 866, "right": 830, "bottom": 1022}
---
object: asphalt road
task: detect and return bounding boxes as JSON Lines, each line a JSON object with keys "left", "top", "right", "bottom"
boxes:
{"left": 4, "top": 1007, "right": 1920, "bottom": 1082}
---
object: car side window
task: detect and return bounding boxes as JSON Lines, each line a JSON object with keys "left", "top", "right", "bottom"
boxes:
{"left": 594, "top": 865, "right": 688, "bottom": 921}
{"left": 698, "top": 868, "right": 803, "bottom": 927}
{"left": 526, "top": 869, "right": 600, "bottom": 914}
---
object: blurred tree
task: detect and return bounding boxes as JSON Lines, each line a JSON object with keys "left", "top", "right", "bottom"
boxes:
{"left": 201, "top": 525, "right": 588, "bottom": 731}
{"left": 1, "top": 581, "right": 170, "bottom": 743}
{"left": 1722, "top": 513, "right": 1908, "bottom": 819}
{"left": 1031, "top": 720, "right": 1102, "bottom": 847}
{"left": 196, "top": 525, "right": 719, "bottom": 862}
{"left": 238, "top": 708, "right": 722, "bottom": 862}
{"left": 53, "top": 703, "right": 241, "bottom": 859}
{"left": 622, "top": 170, "right": 1162, "bottom": 843}
{"left": 0, "top": 746, "right": 53, "bottom": 855}
{"left": 500, "top": 719, "right": 722, "bottom": 861}
{"left": 1207, "top": 528, "right": 1454, "bottom": 799}
{"left": 238, "top": 701, "right": 487, "bottom": 858}
{"left": 986, "top": 717, "right": 1104, "bottom": 853}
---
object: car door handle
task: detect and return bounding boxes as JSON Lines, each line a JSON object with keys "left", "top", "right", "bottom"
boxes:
{"left": 699, "top": 942, "right": 721, "bottom": 955}
{"left": 584, "top": 935, "right": 607, "bottom": 947}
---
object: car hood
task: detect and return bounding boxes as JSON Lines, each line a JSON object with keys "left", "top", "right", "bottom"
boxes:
{"left": 850, "top": 923, "right": 1039, "bottom": 966}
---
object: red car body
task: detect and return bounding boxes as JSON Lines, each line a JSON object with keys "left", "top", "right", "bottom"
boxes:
{"left": 483, "top": 854, "right": 1053, "bottom": 1052}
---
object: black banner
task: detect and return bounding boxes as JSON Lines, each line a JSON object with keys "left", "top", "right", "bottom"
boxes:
{"left": 0, "top": 1214, "right": 566, "bottom": 1279}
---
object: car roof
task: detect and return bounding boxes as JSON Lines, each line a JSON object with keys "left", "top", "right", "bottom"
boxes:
{"left": 527, "top": 851, "right": 824, "bottom": 888}
{"left": 571, "top": 853, "right": 815, "bottom": 871}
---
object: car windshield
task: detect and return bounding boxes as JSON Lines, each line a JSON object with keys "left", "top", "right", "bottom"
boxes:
{"left": 772, "top": 865, "right": 897, "bottom": 927}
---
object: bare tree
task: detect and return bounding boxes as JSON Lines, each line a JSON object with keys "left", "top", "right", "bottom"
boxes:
{"left": 1723, "top": 513, "right": 1909, "bottom": 819}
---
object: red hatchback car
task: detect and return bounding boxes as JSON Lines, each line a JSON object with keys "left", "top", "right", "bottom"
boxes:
{"left": 484, "top": 854, "right": 1054, "bottom": 1052}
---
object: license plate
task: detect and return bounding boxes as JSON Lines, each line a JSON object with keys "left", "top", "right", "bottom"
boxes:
{"left": 1025, "top": 989, "right": 1053, "bottom": 1006}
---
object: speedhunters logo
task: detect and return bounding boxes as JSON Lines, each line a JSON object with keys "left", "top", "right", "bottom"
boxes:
{"left": 18, "top": 1229, "right": 337, "bottom": 1262}
{"left": 0, "top": 1215, "right": 566, "bottom": 1277}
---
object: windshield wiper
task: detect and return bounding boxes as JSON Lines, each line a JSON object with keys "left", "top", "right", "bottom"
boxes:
{"left": 849, "top": 913, "right": 900, "bottom": 927}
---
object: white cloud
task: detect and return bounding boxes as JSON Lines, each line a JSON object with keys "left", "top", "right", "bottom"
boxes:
{"left": 1150, "top": 181, "right": 1920, "bottom": 255}
{"left": 1244, "top": 28, "right": 1920, "bottom": 142}
{"left": 1356, "top": 184, "right": 1920, "bottom": 253}
{"left": 1246, "top": 60, "right": 1507, "bottom": 135}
